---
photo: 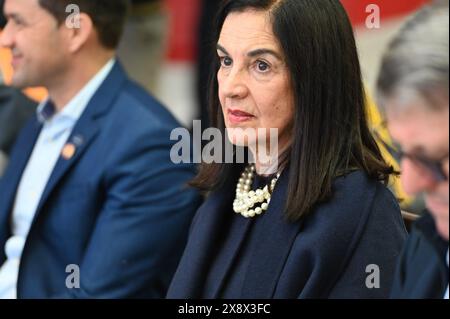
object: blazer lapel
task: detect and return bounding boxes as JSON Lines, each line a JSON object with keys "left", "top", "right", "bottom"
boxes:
{"left": 30, "top": 61, "right": 127, "bottom": 225}
{"left": 169, "top": 165, "right": 254, "bottom": 298}
{"left": 169, "top": 185, "right": 236, "bottom": 298}
{"left": 0, "top": 118, "right": 42, "bottom": 224}
{"left": 32, "top": 121, "right": 99, "bottom": 220}
{"left": 208, "top": 205, "right": 252, "bottom": 299}
{"left": 241, "top": 167, "right": 304, "bottom": 298}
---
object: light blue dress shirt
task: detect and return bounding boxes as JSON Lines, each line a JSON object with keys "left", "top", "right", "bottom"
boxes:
{"left": 0, "top": 59, "right": 115, "bottom": 299}
{"left": 445, "top": 249, "right": 449, "bottom": 299}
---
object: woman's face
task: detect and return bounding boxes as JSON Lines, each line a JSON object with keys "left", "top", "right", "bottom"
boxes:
{"left": 217, "top": 9, "right": 294, "bottom": 159}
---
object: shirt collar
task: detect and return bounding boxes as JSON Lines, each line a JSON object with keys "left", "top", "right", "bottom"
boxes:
{"left": 36, "top": 58, "right": 116, "bottom": 124}
{"left": 36, "top": 99, "right": 56, "bottom": 123}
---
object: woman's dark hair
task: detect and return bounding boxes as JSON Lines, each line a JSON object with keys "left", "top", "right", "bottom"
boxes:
{"left": 191, "top": 0, "right": 394, "bottom": 221}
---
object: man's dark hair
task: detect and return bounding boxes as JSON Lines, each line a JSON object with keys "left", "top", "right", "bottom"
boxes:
{"left": 0, "top": 0, "right": 6, "bottom": 28}
{"left": 191, "top": 0, "right": 394, "bottom": 222}
{"left": 38, "top": 0, "right": 130, "bottom": 49}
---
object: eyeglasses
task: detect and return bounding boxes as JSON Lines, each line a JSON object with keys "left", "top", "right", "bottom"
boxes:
{"left": 373, "top": 130, "right": 449, "bottom": 183}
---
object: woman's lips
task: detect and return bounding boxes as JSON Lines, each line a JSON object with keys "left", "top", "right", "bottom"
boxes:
{"left": 227, "top": 109, "right": 255, "bottom": 124}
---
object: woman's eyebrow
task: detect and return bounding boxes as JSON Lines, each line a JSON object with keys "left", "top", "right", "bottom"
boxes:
{"left": 217, "top": 44, "right": 282, "bottom": 61}
{"left": 247, "top": 48, "right": 282, "bottom": 61}
{"left": 217, "top": 44, "right": 229, "bottom": 55}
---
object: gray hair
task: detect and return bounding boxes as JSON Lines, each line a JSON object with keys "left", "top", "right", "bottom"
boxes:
{"left": 377, "top": 0, "right": 449, "bottom": 113}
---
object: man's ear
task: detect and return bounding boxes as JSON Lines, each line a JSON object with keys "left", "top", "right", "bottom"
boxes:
{"left": 65, "top": 13, "right": 94, "bottom": 53}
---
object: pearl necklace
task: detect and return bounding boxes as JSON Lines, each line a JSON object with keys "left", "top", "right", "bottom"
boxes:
{"left": 233, "top": 164, "right": 281, "bottom": 218}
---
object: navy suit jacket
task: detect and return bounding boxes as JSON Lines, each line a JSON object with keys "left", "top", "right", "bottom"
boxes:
{"left": 167, "top": 169, "right": 408, "bottom": 299}
{"left": 391, "top": 213, "right": 449, "bottom": 299}
{"left": 0, "top": 62, "right": 201, "bottom": 298}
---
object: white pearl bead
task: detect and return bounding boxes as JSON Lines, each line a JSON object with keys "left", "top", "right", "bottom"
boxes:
{"left": 233, "top": 164, "right": 279, "bottom": 218}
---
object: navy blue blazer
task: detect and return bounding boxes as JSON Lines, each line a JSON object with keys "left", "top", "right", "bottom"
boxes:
{"left": 167, "top": 169, "right": 407, "bottom": 299}
{"left": 391, "top": 213, "right": 449, "bottom": 299}
{"left": 0, "top": 62, "right": 201, "bottom": 298}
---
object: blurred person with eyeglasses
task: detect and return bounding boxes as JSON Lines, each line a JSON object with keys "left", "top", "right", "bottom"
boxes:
{"left": 376, "top": 0, "right": 449, "bottom": 299}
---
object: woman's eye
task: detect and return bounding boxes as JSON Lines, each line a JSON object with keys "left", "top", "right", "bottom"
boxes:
{"left": 220, "top": 57, "right": 233, "bottom": 67}
{"left": 256, "top": 61, "right": 270, "bottom": 72}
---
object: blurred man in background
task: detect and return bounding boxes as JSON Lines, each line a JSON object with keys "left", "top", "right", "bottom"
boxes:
{"left": 377, "top": 0, "right": 449, "bottom": 299}
{"left": 0, "top": 0, "right": 200, "bottom": 298}
{"left": 0, "top": 0, "right": 36, "bottom": 177}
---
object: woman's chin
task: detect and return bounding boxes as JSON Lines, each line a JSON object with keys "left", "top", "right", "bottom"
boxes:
{"left": 226, "top": 128, "right": 257, "bottom": 147}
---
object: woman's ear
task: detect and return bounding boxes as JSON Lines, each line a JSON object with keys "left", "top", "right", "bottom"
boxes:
{"left": 65, "top": 12, "right": 93, "bottom": 53}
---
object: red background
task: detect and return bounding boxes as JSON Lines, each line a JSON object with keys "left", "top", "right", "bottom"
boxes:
{"left": 165, "top": 0, "right": 431, "bottom": 62}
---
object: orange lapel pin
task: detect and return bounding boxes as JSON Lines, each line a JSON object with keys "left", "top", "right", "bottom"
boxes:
{"left": 62, "top": 143, "right": 76, "bottom": 160}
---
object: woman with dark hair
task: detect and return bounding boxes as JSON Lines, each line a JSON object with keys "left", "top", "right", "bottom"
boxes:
{"left": 167, "top": 0, "right": 407, "bottom": 298}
